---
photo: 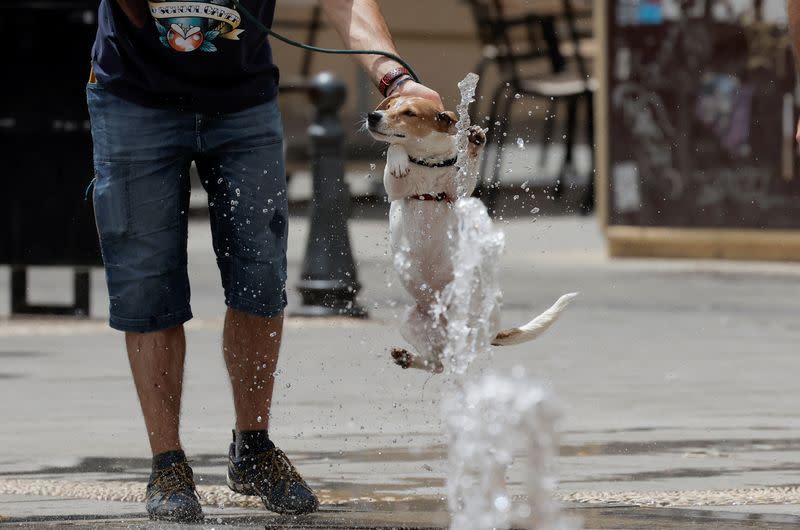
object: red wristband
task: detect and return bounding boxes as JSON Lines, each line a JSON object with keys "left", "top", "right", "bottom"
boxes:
{"left": 379, "top": 67, "right": 410, "bottom": 97}
{"left": 385, "top": 74, "right": 413, "bottom": 97}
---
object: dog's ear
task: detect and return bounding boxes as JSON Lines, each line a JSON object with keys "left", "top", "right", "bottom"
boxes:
{"left": 435, "top": 111, "right": 458, "bottom": 133}
{"left": 376, "top": 94, "right": 401, "bottom": 111}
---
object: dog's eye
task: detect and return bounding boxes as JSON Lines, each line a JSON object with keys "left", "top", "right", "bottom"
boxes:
{"left": 403, "top": 110, "right": 416, "bottom": 117}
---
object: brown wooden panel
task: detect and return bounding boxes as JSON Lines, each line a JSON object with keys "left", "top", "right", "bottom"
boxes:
{"left": 603, "top": 1, "right": 800, "bottom": 234}
{"left": 608, "top": 226, "right": 800, "bottom": 261}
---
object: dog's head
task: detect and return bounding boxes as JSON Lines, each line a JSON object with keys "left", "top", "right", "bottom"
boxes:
{"left": 366, "top": 95, "right": 458, "bottom": 146}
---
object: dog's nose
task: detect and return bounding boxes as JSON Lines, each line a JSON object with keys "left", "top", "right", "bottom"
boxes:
{"left": 367, "top": 112, "right": 382, "bottom": 126}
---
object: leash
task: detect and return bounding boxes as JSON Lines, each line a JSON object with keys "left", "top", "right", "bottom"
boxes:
{"left": 229, "top": 0, "right": 421, "bottom": 83}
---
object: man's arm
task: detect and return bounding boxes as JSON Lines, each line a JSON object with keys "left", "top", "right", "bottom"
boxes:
{"left": 788, "top": 0, "right": 800, "bottom": 141}
{"left": 318, "top": 0, "right": 443, "bottom": 108}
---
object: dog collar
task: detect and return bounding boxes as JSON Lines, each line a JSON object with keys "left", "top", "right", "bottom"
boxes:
{"left": 412, "top": 193, "right": 453, "bottom": 204}
{"left": 408, "top": 155, "right": 458, "bottom": 168}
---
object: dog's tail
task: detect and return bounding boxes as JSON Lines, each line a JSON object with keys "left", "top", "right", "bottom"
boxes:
{"left": 491, "top": 293, "right": 578, "bottom": 346}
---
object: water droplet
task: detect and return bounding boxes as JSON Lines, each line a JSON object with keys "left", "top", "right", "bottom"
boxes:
{"left": 514, "top": 93, "right": 521, "bottom": 99}
{"left": 370, "top": 163, "right": 376, "bottom": 170}
{"left": 531, "top": 207, "right": 540, "bottom": 214}
{"left": 234, "top": 188, "right": 241, "bottom": 197}
{"left": 516, "top": 138, "right": 525, "bottom": 149}
{"left": 494, "top": 495, "right": 511, "bottom": 511}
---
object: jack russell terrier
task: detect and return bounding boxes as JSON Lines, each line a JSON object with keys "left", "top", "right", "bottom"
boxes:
{"left": 367, "top": 95, "right": 577, "bottom": 373}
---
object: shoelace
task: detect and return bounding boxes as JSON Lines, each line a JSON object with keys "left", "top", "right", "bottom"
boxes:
{"left": 150, "top": 463, "right": 198, "bottom": 499}
{"left": 251, "top": 449, "right": 307, "bottom": 494}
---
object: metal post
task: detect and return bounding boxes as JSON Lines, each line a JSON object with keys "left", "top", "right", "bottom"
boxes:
{"left": 73, "top": 268, "right": 91, "bottom": 317}
{"left": 293, "top": 72, "right": 367, "bottom": 318}
{"left": 10, "top": 266, "right": 90, "bottom": 317}
{"left": 10, "top": 267, "right": 27, "bottom": 315}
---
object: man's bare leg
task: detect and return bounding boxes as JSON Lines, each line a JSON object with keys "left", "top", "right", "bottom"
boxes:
{"left": 125, "top": 326, "right": 186, "bottom": 455}
{"left": 127, "top": 326, "right": 203, "bottom": 521}
{"left": 222, "top": 308, "right": 318, "bottom": 514}
{"left": 223, "top": 308, "right": 282, "bottom": 431}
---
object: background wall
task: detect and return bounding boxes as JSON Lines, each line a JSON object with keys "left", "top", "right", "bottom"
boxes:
{"left": 272, "top": 0, "right": 488, "bottom": 149}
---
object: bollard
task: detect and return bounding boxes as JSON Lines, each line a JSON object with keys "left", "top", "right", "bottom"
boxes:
{"left": 293, "top": 72, "right": 367, "bottom": 318}
{"left": 10, "top": 267, "right": 91, "bottom": 317}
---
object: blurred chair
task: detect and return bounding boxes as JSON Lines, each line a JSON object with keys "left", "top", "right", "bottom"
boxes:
{"left": 464, "top": 0, "right": 596, "bottom": 213}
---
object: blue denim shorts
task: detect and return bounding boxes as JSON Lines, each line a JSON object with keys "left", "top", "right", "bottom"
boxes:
{"left": 87, "top": 83, "right": 288, "bottom": 333}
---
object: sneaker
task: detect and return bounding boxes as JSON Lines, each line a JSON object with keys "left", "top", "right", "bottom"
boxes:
{"left": 227, "top": 443, "right": 319, "bottom": 515}
{"left": 145, "top": 461, "right": 204, "bottom": 522}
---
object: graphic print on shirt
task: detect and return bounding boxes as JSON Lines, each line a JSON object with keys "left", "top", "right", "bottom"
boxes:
{"left": 148, "top": 1, "right": 244, "bottom": 53}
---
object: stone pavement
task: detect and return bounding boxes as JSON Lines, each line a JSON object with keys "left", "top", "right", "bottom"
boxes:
{"left": 2, "top": 213, "right": 800, "bottom": 528}
{"left": 3, "top": 505, "right": 800, "bottom": 529}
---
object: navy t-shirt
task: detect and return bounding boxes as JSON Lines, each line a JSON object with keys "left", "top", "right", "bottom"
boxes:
{"left": 92, "top": 0, "right": 279, "bottom": 113}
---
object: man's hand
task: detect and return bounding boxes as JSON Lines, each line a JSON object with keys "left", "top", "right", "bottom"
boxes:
{"left": 320, "top": 0, "right": 445, "bottom": 108}
{"left": 393, "top": 81, "right": 444, "bottom": 111}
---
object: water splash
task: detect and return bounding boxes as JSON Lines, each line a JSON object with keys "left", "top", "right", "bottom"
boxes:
{"left": 430, "top": 198, "right": 504, "bottom": 376}
{"left": 454, "top": 73, "right": 480, "bottom": 198}
{"left": 444, "top": 372, "right": 578, "bottom": 530}
{"left": 438, "top": 73, "right": 578, "bottom": 530}
{"left": 429, "top": 72, "right": 503, "bottom": 377}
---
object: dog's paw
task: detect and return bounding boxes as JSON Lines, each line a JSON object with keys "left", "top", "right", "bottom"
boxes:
{"left": 467, "top": 125, "right": 486, "bottom": 146}
{"left": 391, "top": 347, "right": 414, "bottom": 369}
{"left": 387, "top": 146, "right": 410, "bottom": 178}
{"left": 391, "top": 348, "right": 445, "bottom": 373}
{"left": 390, "top": 162, "right": 410, "bottom": 178}
{"left": 388, "top": 157, "right": 410, "bottom": 178}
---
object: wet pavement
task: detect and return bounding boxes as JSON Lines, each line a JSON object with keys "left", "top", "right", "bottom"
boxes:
{"left": 2, "top": 215, "right": 800, "bottom": 527}
{"left": 3, "top": 504, "right": 800, "bottom": 529}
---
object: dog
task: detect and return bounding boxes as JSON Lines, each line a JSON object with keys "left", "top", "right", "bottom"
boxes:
{"left": 366, "top": 95, "right": 577, "bottom": 373}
